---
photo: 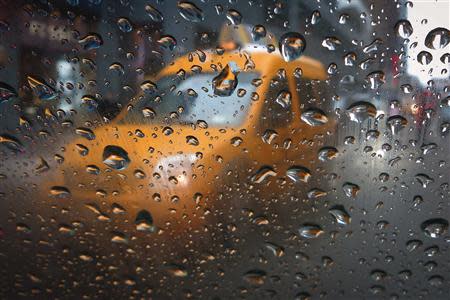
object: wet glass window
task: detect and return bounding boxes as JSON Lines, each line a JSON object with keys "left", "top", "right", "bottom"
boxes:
{"left": 0, "top": 0, "right": 449, "bottom": 299}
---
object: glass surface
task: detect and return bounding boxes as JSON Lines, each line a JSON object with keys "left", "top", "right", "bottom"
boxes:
{"left": 0, "top": 0, "right": 449, "bottom": 299}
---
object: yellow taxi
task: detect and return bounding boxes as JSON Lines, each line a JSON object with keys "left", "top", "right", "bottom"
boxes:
{"left": 56, "top": 26, "right": 329, "bottom": 232}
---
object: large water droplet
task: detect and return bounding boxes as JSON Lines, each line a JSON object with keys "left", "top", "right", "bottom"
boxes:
{"left": 395, "top": 20, "right": 413, "bottom": 38}
{"left": 102, "top": 145, "right": 130, "bottom": 170}
{"left": 387, "top": 115, "right": 407, "bottom": 134}
{"left": 346, "top": 101, "right": 377, "bottom": 123}
{"left": 145, "top": 4, "right": 163, "bottom": 22}
{"left": 27, "top": 76, "right": 57, "bottom": 100}
{"left": 421, "top": 218, "right": 448, "bottom": 238}
{"left": 299, "top": 224, "right": 324, "bottom": 238}
{"left": 279, "top": 32, "right": 306, "bottom": 62}
{"left": 135, "top": 210, "right": 156, "bottom": 232}
{"left": 343, "top": 182, "right": 360, "bottom": 198}
{"left": 251, "top": 166, "right": 277, "bottom": 183}
{"left": 417, "top": 51, "right": 433, "bottom": 65}
{"left": 366, "top": 71, "right": 385, "bottom": 89}
{"left": 329, "top": 206, "right": 351, "bottom": 225}
{"left": 226, "top": 9, "right": 242, "bottom": 25}
{"left": 158, "top": 35, "right": 177, "bottom": 51}
{"left": 0, "top": 134, "right": 24, "bottom": 152}
{"left": 177, "top": 1, "right": 204, "bottom": 22}
{"left": 318, "top": 147, "right": 338, "bottom": 161}
{"left": 252, "top": 25, "right": 266, "bottom": 41}
{"left": 300, "top": 108, "right": 328, "bottom": 126}
{"left": 275, "top": 90, "right": 291, "bottom": 109}
{"left": 212, "top": 64, "right": 238, "bottom": 96}
{"left": 424, "top": 27, "right": 449, "bottom": 49}
{"left": 286, "top": 166, "right": 311, "bottom": 183}
{"left": 78, "top": 33, "right": 103, "bottom": 50}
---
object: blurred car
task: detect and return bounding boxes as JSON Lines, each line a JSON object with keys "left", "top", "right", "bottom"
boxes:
{"left": 55, "top": 33, "right": 329, "bottom": 232}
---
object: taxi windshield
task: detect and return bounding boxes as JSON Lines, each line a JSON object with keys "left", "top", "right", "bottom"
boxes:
{"left": 120, "top": 71, "right": 260, "bottom": 127}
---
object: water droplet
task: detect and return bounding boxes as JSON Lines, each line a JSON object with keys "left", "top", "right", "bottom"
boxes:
{"left": 275, "top": 90, "right": 291, "bottom": 109}
{"left": 261, "top": 129, "right": 277, "bottom": 144}
{"left": 212, "top": 64, "right": 238, "bottom": 96}
{"left": 75, "top": 127, "right": 95, "bottom": 140}
{"left": 140, "top": 80, "right": 157, "bottom": 94}
{"left": 299, "top": 224, "right": 324, "bottom": 238}
{"left": 252, "top": 25, "right": 266, "bottom": 41}
{"left": 177, "top": 1, "right": 204, "bottom": 22}
{"left": 49, "top": 186, "right": 71, "bottom": 198}
{"left": 300, "top": 108, "right": 328, "bottom": 126}
{"left": 108, "top": 62, "right": 124, "bottom": 75}
{"left": 421, "top": 218, "right": 448, "bottom": 238}
{"left": 286, "top": 166, "right": 311, "bottom": 183}
{"left": 158, "top": 35, "right": 177, "bottom": 51}
{"left": 343, "top": 182, "right": 360, "bottom": 198}
{"left": 395, "top": 20, "right": 413, "bottom": 38}
{"left": 415, "top": 173, "right": 434, "bottom": 188}
{"left": 166, "top": 264, "right": 188, "bottom": 277}
{"left": 111, "top": 231, "right": 128, "bottom": 244}
{"left": 78, "top": 33, "right": 103, "bottom": 50}
{"left": 0, "top": 134, "right": 24, "bottom": 152}
{"left": 145, "top": 4, "right": 163, "bottom": 22}
{"left": 329, "top": 205, "right": 351, "bottom": 225}
{"left": 35, "top": 157, "right": 49, "bottom": 174}
{"left": 307, "top": 188, "right": 327, "bottom": 199}
{"left": 135, "top": 210, "right": 156, "bottom": 232}
{"left": 417, "top": 51, "right": 433, "bottom": 65}
{"left": 310, "top": 10, "right": 321, "bottom": 25}
{"left": 265, "top": 242, "right": 284, "bottom": 257}
{"left": 117, "top": 17, "right": 132, "bottom": 32}
{"left": 251, "top": 166, "right": 277, "bottom": 183}
{"left": 346, "top": 101, "right": 377, "bottom": 123}
{"left": 0, "top": 82, "right": 17, "bottom": 102}
{"left": 230, "top": 136, "right": 243, "bottom": 147}
{"left": 322, "top": 36, "right": 341, "bottom": 51}
{"left": 366, "top": 71, "right": 385, "bottom": 89}
{"left": 27, "top": 75, "right": 57, "bottom": 100}
{"left": 102, "top": 145, "right": 130, "bottom": 170}
{"left": 226, "top": 9, "right": 242, "bottom": 25}
{"left": 186, "top": 135, "right": 199, "bottom": 146}
{"left": 243, "top": 270, "right": 266, "bottom": 285}
{"left": 387, "top": 115, "right": 407, "bottom": 134}
{"left": 279, "top": 32, "right": 306, "bottom": 62}
{"left": 425, "top": 27, "right": 449, "bottom": 49}
{"left": 318, "top": 147, "right": 338, "bottom": 161}
{"left": 406, "top": 239, "right": 422, "bottom": 252}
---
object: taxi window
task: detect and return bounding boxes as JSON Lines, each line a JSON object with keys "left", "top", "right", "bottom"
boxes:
{"left": 121, "top": 72, "right": 259, "bottom": 127}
